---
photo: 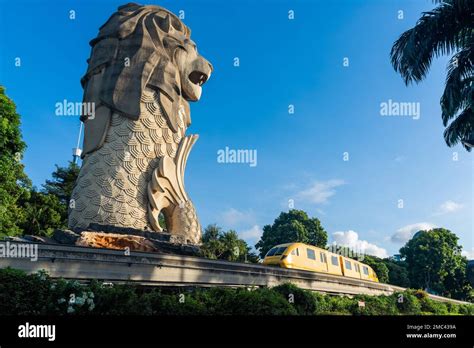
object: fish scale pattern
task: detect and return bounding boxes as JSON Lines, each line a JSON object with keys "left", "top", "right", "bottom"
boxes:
{"left": 68, "top": 89, "right": 186, "bottom": 231}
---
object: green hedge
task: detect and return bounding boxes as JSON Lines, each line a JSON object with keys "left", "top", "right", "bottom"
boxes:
{"left": 0, "top": 268, "right": 473, "bottom": 316}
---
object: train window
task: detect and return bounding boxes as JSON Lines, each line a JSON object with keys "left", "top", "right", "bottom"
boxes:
{"left": 306, "top": 249, "right": 316, "bottom": 260}
{"left": 320, "top": 252, "right": 327, "bottom": 263}
{"left": 266, "top": 248, "right": 278, "bottom": 256}
{"left": 290, "top": 248, "right": 299, "bottom": 256}
{"left": 345, "top": 260, "right": 352, "bottom": 270}
{"left": 355, "top": 264, "right": 360, "bottom": 273}
{"left": 331, "top": 256, "right": 339, "bottom": 266}
{"left": 273, "top": 247, "right": 287, "bottom": 256}
{"left": 363, "top": 266, "right": 369, "bottom": 275}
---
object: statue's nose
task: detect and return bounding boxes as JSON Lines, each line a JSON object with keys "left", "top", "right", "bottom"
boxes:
{"left": 195, "top": 56, "right": 213, "bottom": 79}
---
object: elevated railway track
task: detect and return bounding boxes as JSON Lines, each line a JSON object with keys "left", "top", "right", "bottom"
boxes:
{"left": 0, "top": 243, "right": 470, "bottom": 305}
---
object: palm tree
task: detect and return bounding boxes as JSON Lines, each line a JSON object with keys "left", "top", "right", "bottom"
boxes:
{"left": 390, "top": 0, "right": 473, "bottom": 150}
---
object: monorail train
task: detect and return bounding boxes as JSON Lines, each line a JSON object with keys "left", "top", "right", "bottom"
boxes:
{"left": 262, "top": 242, "right": 379, "bottom": 282}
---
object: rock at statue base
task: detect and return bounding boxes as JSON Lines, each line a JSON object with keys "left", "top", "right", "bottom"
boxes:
{"left": 76, "top": 232, "right": 158, "bottom": 252}
{"left": 50, "top": 224, "right": 200, "bottom": 256}
{"left": 52, "top": 229, "right": 80, "bottom": 244}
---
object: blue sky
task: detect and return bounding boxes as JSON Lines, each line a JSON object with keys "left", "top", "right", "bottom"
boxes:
{"left": 1, "top": 0, "right": 472, "bottom": 258}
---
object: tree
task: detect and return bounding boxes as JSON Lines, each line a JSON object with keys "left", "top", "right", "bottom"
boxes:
{"left": 0, "top": 86, "right": 31, "bottom": 237}
{"left": 18, "top": 189, "right": 64, "bottom": 236}
{"left": 468, "top": 260, "right": 474, "bottom": 287}
{"left": 390, "top": 0, "right": 474, "bottom": 150}
{"left": 255, "top": 210, "right": 328, "bottom": 259}
{"left": 400, "top": 228, "right": 472, "bottom": 300}
{"left": 42, "top": 161, "right": 80, "bottom": 225}
{"left": 200, "top": 224, "right": 259, "bottom": 262}
{"left": 43, "top": 161, "right": 80, "bottom": 206}
{"left": 441, "top": 250, "right": 474, "bottom": 300}
{"left": 202, "top": 224, "right": 221, "bottom": 243}
{"left": 384, "top": 260, "right": 411, "bottom": 288}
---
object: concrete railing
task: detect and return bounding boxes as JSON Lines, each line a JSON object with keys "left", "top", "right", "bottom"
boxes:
{"left": 0, "top": 243, "right": 470, "bottom": 305}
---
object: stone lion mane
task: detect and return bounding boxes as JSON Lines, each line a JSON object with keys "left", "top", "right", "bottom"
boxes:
{"left": 82, "top": 3, "right": 192, "bottom": 144}
{"left": 68, "top": 3, "right": 212, "bottom": 245}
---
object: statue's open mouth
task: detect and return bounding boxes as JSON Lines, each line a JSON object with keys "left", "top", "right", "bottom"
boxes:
{"left": 188, "top": 70, "right": 209, "bottom": 86}
{"left": 182, "top": 62, "right": 212, "bottom": 101}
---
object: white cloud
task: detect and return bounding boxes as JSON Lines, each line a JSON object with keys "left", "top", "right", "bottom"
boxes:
{"left": 295, "top": 179, "right": 345, "bottom": 204}
{"left": 437, "top": 200, "right": 463, "bottom": 215}
{"left": 219, "top": 208, "right": 255, "bottom": 227}
{"left": 391, "top": 222, "right": 437, "bottom": 244}
{"left": 462, "top": 248, "right": 474, "bottom": 260}
{"left": 331, "top": 230, "right": 388, "bottom": 258}
{"left": 239, "top": 225, "right": 262, "bottom": 240}
{"left": 461, "top": 248, "right": 474, "bottom": 260}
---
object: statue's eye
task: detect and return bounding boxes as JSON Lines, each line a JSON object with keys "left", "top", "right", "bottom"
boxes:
{"left": 177, "top": 45, "right": 187, "bottom": 52}
{"left": 174, "top": 46, "right": 187, "bottom": 62}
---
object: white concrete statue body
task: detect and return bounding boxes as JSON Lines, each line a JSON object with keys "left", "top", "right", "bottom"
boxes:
{"left": 68, "top": 3, "right": 212, "bottom": 245}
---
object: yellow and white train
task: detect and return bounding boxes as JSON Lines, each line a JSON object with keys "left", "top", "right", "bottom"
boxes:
{"left": 262, "top": 242, "right": 379, "bottom": 282}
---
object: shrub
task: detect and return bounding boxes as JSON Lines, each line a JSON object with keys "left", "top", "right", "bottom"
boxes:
{"left": 144, "top": 290, "right": 209, "bottom": 315}
{"left": 192, "top": 287, "right": 235, "bottom": 314}
{"left": 48, "top": 278, "right": 96, "bottom": 315}
{"left": 458, "top": 304, "right": 474, "bottom": 315}
{"left": 215, "top": 287, "right": 297, "bottom": 315}
{"left": 412, "top": 289, "right": 429, "bottom": 300}
{"left": 444, "top": 302, "right": 458, "bottom": 314}
{"left": 0, "top": 268, "right": 52, "bottom": 315}
{"left": 272, "top": 283, "right": 317, "bottom": 315}
{"left": 0, "top": 268, "right": 472, "bottom": 316}
{"left": 420, "top": 298, "right": 449, "bottom": 315}
{"left": 395, "top": 291, "right": 422, "bottom": 314}
{"left": 353, "top": 294, "right": 398, "bottom": 315}
{"left": 312, "top": 292, "right": 332, "bottom": 314}
{"left": 88, "top": 283, "right": 142, "bottom": 315}
{"left": 326, "top": 295, "right": 355, "bottom": 315}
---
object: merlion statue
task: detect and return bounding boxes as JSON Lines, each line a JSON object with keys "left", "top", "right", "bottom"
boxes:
{"left": 68, "top": 3, "right": 212, "bottom": 245}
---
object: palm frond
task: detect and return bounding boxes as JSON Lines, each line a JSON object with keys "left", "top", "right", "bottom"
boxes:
{"left": 443, "top": 105, "right": 474, "bottom": 149}
{"left": 441, "top": 44, "right": 474, "bottom": 125}
{"left": 390, "top": 0, "right": 474, "bottom": 85}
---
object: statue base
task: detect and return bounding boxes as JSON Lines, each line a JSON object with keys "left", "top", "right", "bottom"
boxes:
{"left": 49, "top": 223, "right": 201, "bottom": 256}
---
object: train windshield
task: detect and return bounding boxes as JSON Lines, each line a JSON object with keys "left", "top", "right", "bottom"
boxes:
{"left": 266, "top": 246, "right": 287, "bottom": 257}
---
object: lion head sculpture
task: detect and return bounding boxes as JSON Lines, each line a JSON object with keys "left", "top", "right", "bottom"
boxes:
{"left": 80, "top": 2, "right": 212, "bottom": 155}
{"left": 68, "top": 3, "right": 212, "bottom": 245}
